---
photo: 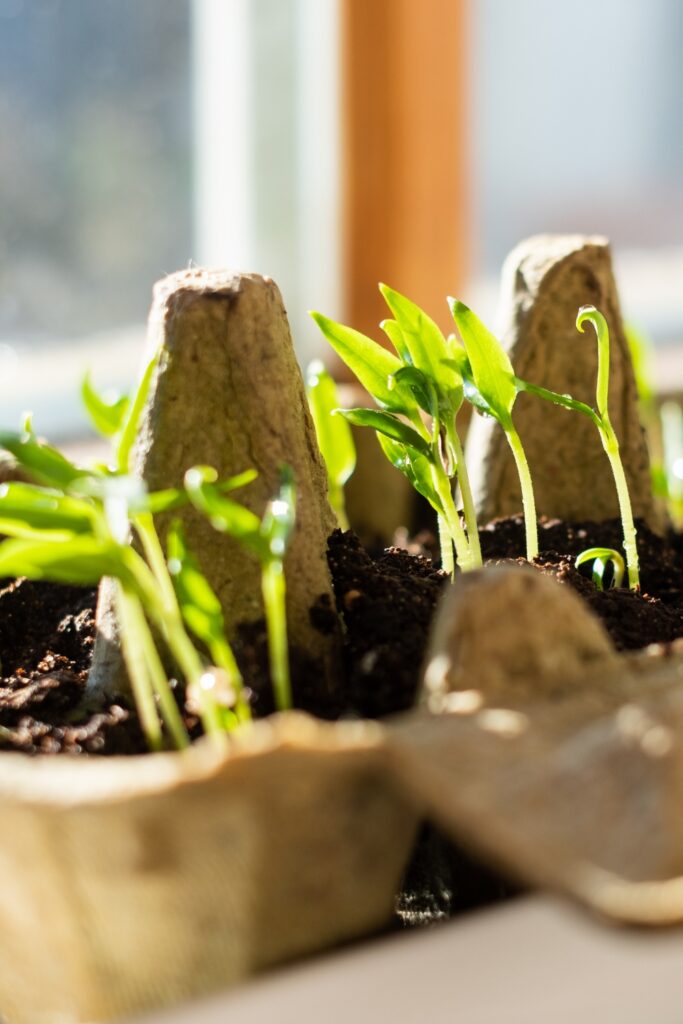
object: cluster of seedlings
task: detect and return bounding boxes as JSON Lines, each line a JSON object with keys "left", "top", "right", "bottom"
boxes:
{"left": 312, "top": 292, "right": 640, "bottom": 589}
{"left": 0, "top": 289, "right": 638, "bottom": 753}
{"left": 0, "top": 352, "right": 296, "bottom": 751}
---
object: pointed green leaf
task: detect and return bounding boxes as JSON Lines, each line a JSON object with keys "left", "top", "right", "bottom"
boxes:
{"left": 376, "top": 434, "right": 444, "bottom": 514}
{"left": 0, "top": 483, "right": 95, "bottom": 535}
{"left": 116, "top": 346, "right": 160, "bottom": 474}
{"left": 449, "top": 299, "right": 516, "bottom": 424}
{"left": 306, "top": 361, "right": 356, "bottom": 488}
{"left": 167, "top": 521, "right": 229, "bottom": 649}
{"left": 81, "top": 373, "right": 130, "bottom": 438}
{"left": 445, "top": 335, "right": 472, "bottom": 377}
{"left": 309, "top": 311, "right": 418, "bottom": 414}
{"left": 0, "top": 431, "right": 90, "bottom": 490}
{"left": 390, "top": 366, "right": 438, "bottom": 418}
{"left": 380, "top": 318, "right": 411, "bottom": 363}
{"left": 184, "top": 466, "right": 265, "bottom": 558}
{"left": 338, "top": 408, "right": 431, "bottom": 456}
{"left": 380, "top": 285, "right": 459, "bottom": 395}
{"left": 145, "top": 469, "right": 258, "bottom": 516}
{"left": 0, "top": 535, "right": 133, "bottom": 587}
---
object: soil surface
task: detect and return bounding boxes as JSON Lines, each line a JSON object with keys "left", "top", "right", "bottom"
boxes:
{"left": 480, "top": 515, "right": 683, "bottom": 652}
{"left": 1, "top": 516, "right": 683, "bottom": 756}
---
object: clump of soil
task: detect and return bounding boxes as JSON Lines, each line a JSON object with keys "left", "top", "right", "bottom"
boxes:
{"left": 326, "top": 530, "right": 447, "bottom": 718}
{"left": 0, "top": 578, "right": 145, "bottom": 755}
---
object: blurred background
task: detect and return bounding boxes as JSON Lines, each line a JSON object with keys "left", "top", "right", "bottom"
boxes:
{"left": 1, "top": 0, "right": 683, "bottom": 438}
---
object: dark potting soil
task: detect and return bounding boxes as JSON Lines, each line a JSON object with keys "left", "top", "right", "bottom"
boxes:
{"left": 2, "top": 516, "right": 683, "bottom": 754}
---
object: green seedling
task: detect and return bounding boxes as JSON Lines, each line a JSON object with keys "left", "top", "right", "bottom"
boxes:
{"left": 511, "top": 307, "right": 639, "bottom": 589}
{"left": 311, "top": 287, "right": 482, "bottom": 576}
{"left": 167, "top": 521, "right": 250, "bottom": 729}
{"left": 0, "top": 461, "right": 190, "bottom": 752}
{"left": 306, "top": 360, "right": 356, "bottom": 530}
{"left": 448, "top": 299, "right": 539, "bottom": 562}
{"left": 185, "top": 464, "right": 297, "bottom": 712}
{"left": 81, "top": 372, "right": 130, "bottom": 438}
{"left": 576, "top": 547, "right": 625, "bottom": 591}
{"left": 0, "top": 355, "right": 262, "bottom": 750}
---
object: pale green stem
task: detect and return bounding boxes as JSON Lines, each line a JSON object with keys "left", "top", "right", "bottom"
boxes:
{"left": 114, "top": 583, "right": 163, "bottom": 752}
{"left": 133, "top": 514, "right": 230, "bottom": 736}
{"left": 261, "top": 559, "right": 292, "bottom": 711}
{"left": 210, "top": 637, "right": 251, "bottom": 724}
{"left": 449, "top": 428, "right": 483, "bottom": 568}
{"left": 504, "top": 424, "right": 539, "bottom": 562}
{"left": 600, "top": 420, "right": 640, "bottom": 589}
{"left": 124, "top": 591, "right": 190, "bottom": 749}
{"left": 432, "top": 464, "right": 476, "bottom": 573}
{"left": 437, "top": 514, "right": 455, "bottom": 576}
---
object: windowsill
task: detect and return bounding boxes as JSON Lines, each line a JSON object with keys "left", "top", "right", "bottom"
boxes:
{"left": 131, "top": 894, "right": 683, "bottom": 1023}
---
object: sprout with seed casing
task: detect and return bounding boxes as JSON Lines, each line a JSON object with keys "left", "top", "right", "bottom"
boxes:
{"left": 575, "top": 547, "right": 625, "bottom": 591}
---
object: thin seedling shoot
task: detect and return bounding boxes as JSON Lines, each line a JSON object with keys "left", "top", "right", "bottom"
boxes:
{"left": 185, "top": 463, "right": 297, "bottom": 713}
{"left": 448, "top": 299, "right": 539, "bottom": 562}
{"left": 512, "top": 306, "right": 640, "bottom": 589}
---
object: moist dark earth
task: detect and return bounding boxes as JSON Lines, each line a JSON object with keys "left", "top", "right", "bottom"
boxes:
{"left": 2, "top": 515, "right": 683, "bottom": 756}
{"left": 3, "top": 516, "right": 683, "bottom": 921}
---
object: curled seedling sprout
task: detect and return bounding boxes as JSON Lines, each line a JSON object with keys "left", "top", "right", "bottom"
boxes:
{"left": 306, "top": 360, "right": 356, "bottom": 530}
{"left": 185, "top": 464, "right": 297, "bottom": 712}
{"left": 576, "top": 307, "right": 639, "bottom": 589}
{"left": 513, "top": 307, "right": 640, "bottom": 590}
{"left": 448, "top": 299, "right": 539, "bottom": 562}
{"left": 575, "top": 547, "right": 626, "bottom": 591}
{"left": 310, "top": 287, "right": 482, "bottom": 577}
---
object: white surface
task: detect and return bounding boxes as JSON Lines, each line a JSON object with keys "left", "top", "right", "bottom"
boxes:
{"left": 132, "top": 896, "right": 683, "bottom": 1024}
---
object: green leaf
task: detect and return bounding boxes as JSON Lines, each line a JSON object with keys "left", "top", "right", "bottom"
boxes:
{"left": 116, "top": 346, "right": 160, "bottom": 474}
{"left": 306, "top": 361, "right": 356, "bottom": 488}
{"left": 184, "top": 466, "right": 265, "bottom": 558}
{"left": 449, "top": 299, "right": 516, "bottom": 424}
{"left": 0, "top": 535, "right": 134, "bottom": 587}
{"left": 445, "top": 335, "right": 471, "bottom": 375}
{"left": 380, "top": 319, "right": 411, "bottom": 363}
{"left": 167, "top": 521, "right": 229, "bottom": 652}
{"left": 0, "top": 431, "right": 91, "bottom": 490}
{"left": 376, "top": 434, "right": 444, "bottom": 514}
{"left": 338, "top": 408, "right": 431, "bottom": 456}
{"left": 309, "top": 311, "right": 418, "bottom": 414}
{"left": 0, "top": 483, "right": 95, "bottom": 536}
{"left": 81, "top": 373, "right": 130, "bottom": 438}
{"left": 515, "top": 377, "right": 600, "bottom": 426}
{"left": 390, "top": 365, "right": 438, "bottom": 418}
{"left": 260, "top": 465, "right": 297, "bottom": 560}
{"left": 146, "top": 469, "right": 257, "bottom": 516}
{"left": 379, "top": 285, "right": 459, "bottom": 396}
